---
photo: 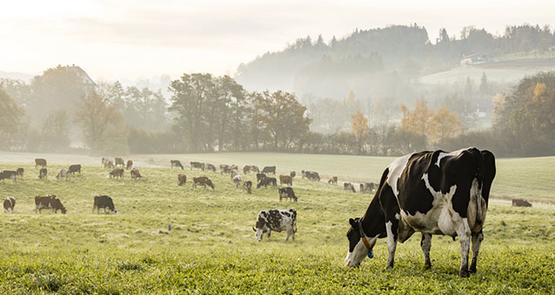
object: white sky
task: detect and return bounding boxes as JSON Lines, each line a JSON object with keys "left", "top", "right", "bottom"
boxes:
{"left": 1, "top": 0, "right": 554, "bottom": 81}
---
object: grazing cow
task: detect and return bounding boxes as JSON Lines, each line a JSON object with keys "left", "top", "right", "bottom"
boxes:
{"left": 109, "top": 168, "right": 124, "bottom": 179}
{"left": 0, "top": 170, "right": 17, "bottom": 182}
{"left": 512, "top": 199, "right": 532, "bottom": 207}
{"left": 344, "top": 182, "right": 356, "bottom": 193}
{"left": 3, "top": 196, "right": 15, "bottom": 212}
{"left": 130, "top": 168, "right": 142, "bottom": 180}
{"left": 302, "top": 170, "right": 320, "bottom": 181}
{"left": 16, "top": 168, "right": 24, "bottom": 178}
{"left": 67, "top": 164, "right": 82, "bottom": 175}
{"left": 232, "top": 174, "right": 242, "bottom": 188}
{"left": 279, "top": 187, "right": 297, "bottom": 202}
{"left": 103, "top": 159, "right": 114, "bottom": 169}
{"left": 35, "top": 158, "right": 47, "bottom": 168}
{"left": 262, "top": 166, "right": 276, "bottom": 174}
{"left": 114, "top": 157, "right": 125, "bottom": 167}
{"left": 243, "top": 181, "right": 253, "bottom": 194}
{"left": 171, "top": 160, "right": 184, "bottom": 170}
{"left": 256, "top": 173, "right": 266, "bottom": 183}
{"left": 345, "top": 148, "right": 496, "bottom": 277}
{"left": 126, "top": 160, "right": 133, "bottom": 170}
{"left": 328, "top": 176, "right": 338, "bottom": 185}
{"left": 177, "top": 174, "right": 187, "bottom": 186}
{"left": 359, "top": 182, "right": 378, "bottom": 193}
{"left": 243, "top": 165, "right": 259, "bottom": 174}
{"left": 93, "top": 195, "right": 117, "bottom": 213}
{"left": 193, "top": 176, "right": 215, "bottom": 190}
{"left": 253, "top": 209, "right": 297, "bottom": 241}
{"left": 56, "top": 168, "right": 67, "bottom": 180}
{"left": 190, "top": 162, "right": 205, "bottom": 171}
{"left": 35, "top": 195, "right": 66, "bottom": 214}
{"left": 257, "top": 177, "right": 277, "bottom": 189}
{"left": 220, "top": 164, "right": 237, "bottom": 175}
{"left": 39, "top": 168, "right": 48, "bottom": 180}
{"left": 290, "top": 171, "right": 296, "bottom": 178}
{"left": 205, "top": 163, "right": 216, "bottom": 172}
{"left": 279, "top": 175, "right": 293, "bottom": 186}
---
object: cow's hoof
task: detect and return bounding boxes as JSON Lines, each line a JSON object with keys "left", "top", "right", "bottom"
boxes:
{"left": 459, "top": 269, "right": 470, "bottom": 277}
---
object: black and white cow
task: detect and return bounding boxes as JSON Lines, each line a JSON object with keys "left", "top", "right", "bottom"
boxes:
{"left": 345, "top": 148, "right": 496, "bottom": 277}
{"left": 253, "top": 209, "right": 297, "bottom": 241}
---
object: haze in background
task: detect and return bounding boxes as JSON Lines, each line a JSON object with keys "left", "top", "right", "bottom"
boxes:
{"left": 2, "top": 0, "right": 555, "bottom": 81}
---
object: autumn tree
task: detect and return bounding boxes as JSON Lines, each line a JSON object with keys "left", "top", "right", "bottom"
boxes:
{"left": 351, "top": 111, "right": 369, "bottom": 153}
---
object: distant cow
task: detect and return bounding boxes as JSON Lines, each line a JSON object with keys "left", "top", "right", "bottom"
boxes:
{"left": 171, "top": 160, "right": 184, "bottom": 170}
{"left": 39, "top": 168, "right": 48, "bottom": 180}
{"left": 290, "top": 171, "right": 296, "bottom": 178}
{"left": 220, "top": 164, "right": 236, "bottom": 175}
{"left": 93, "top": 195, "right": 117, "bottom": 213}
{"left": 130, "top": 168, "right": 142, "bottom": 180}
{"left": 243, "top": 181, "right": 253, "bottom": 194}
{"left": 253, "top": 209, "right": 297, "bottom": 241}
{"left": 177, "top": 174, "right": 187, "bottom": 186}
{"left": 206, "top": 163, "right": 216, "bottom": 172}
{"left": 359, "top": 182, "right": 377, "bottom": 193}
{"left": 35, "top": 158, "right": 47, "bottom": 168}
{"left": 126, "top": 160, "right": 133, "bottom": 170}
{"left": 344, "top": 182, "right": 356, "bottom": 193}
{"left": 35, "top": 195, "right": 66, "bottom": 214}
{"left": 512, "top": 199, "right": 532, "bottom": 207}
{"left": 67, "top": 164, "right": 82, "bottom": 175}
{"left": 302, "top": 170, "right": 320, "bottom": 181}
{"left": 193, "top": 176, "right": 215, "bottom": 190}
{"left": 256, "top": 173, "right": 267, "bottom": 183}
{"left": 102, "top": 158, "right": 114, "bottom": 169}
{"left": 243, "top": 165, "right": 259, "bottom": 174}
{"left": 257, "top": 177, "right": 277, "bottom": 188}
{"left": 16, "top": 168, "right": 24, "bottom": 178}
{"left": 232, "top": 174, "right": 242, "bottom": 188}
{"left": 56, "top": 168, "right": 67, "bottom": 180}
{"left": 0, "top": 170, "right": 17, "bottom": 182}
{"left": 279, "top": 175, "right": 293, "bottom": 186}
{"left": 3, "top": 196, "right": 15, "bottom": 213}
{"left": 109, "top": 168, "right": 124, "bottom": 179}
{"left": 328, "top": 176, "right": 338, "bottom": 185}
{"left": 115, "top": 157, "right": 125, "bottom": 167}
{"left": 191, "top": 162, "right": 205, "bottom": 171}
{"left": 279, "top": 187, "right": 297, "bottom": 202}
{"left": 262, "top": 166, "right": 276, "bottom": 174}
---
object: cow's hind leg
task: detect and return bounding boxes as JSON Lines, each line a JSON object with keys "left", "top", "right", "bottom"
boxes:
{"left": 469, "top": 231, "right": 484, "bottom": 273}
{"left": 421, "top": 233, "right": 432, "bottom": 269}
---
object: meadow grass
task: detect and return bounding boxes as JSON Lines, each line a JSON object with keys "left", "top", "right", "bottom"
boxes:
{"left": 0, "top": 157, "right": 554, "bottom": 294}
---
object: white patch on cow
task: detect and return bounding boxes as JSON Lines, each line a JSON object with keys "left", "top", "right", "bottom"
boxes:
{"left": 386, "top": 153, "right": 413, "bottom": 197}
{"left": 395, "top": 213, "right": 400, "bottom": 220}
{"left": 345, "top": 235, "right": 378, "bottom": 267}
{"left": 385, "top": 221, "right": 397, "bottom": 267}
{"left": 434, "top": 148, "right": 468, "bottom": 167}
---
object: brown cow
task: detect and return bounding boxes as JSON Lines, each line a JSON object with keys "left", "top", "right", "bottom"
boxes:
{"left": 35, "top": 158, "right": 47, "bottom": 168}
{"left": 16, "top": 168, "right": 24, "bottom": 178}
{"left": 177, "top": 174, "right": 187, "bottom": 186}
{"left": 328, "top": 176, "right": 338, "bottom": 185}
{"left": 243, "top": 181, "right": 253, "bottom": 194}
{"left": 193, "top": 176, "right": 215, "bottom": 190}
{"left": 279, "top": 175, "right": 293, "bottom": 186}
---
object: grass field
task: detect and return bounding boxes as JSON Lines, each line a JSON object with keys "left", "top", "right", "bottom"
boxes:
{"left": 0, "top": 153, "right": 554, "bottom": 294}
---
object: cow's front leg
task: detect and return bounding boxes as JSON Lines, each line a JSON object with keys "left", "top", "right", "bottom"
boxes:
{"left": 385, "top": 219, "right": 399, "bottom": 269}
{"left": 457, "top": 218, "right": 471, "bottom": 277}
{"left": 421, "top": 233, "right": 432, "bottom": 269}
{"left": 469, "top": 231, "right": 483, "bottom": 273}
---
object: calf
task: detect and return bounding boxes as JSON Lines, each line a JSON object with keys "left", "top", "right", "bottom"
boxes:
{"left": 126, "top": 160, "right": 133, "bottom": 170}
{"left": 177, "top": 174, "right": 187, "bottom": 186}
{"left": 262, "top": 166, "right": 276, "bottom": 174}
{"left": 232, "top": 174, "right": 242, "bottom": 188}
{"left": 345, "top": 148, "right": 496, "bottom": 277}
{"left": 205, "top": 163, "right": 216, "bottom": 172}
{"left": 193, "top": 176, "right": 215, "bottom": 190}
{"left": 93, "top": 195, "right": 117, "bottom": 213}
{"left": 109, "top": 168, "right": 124, "bottom": 179}
{"left": 39, "top": 168, "right": 48, "bottom": 180}
{"left": 35, "top": 158, "right": 47, "bottom": 168}
{"left": 359, "top": 182, "right": 377, "bottom": 193}
{"left": 279, "top": 187, "right": 297, "bottom": 202}
{"left": 343, "top": 182, "right": 356, "bottom": 193}
{"left": 171, "top": 160, "right": 184, "bottom": 170}
{"left": 243, "top": 181, "right": 253, "bottom": 194}
{"left": 279, "top": 175, "right": 293, "bottom": 186}
{"left": 512, "top": 199, "right": 532, "bottom": 207}
{"left": 67, "top": 164, "right": 82, "bottom": 175}
{"left": 328, "top": 176, "right": 338, "bottom": 185}
{"left": 35, "top": 195, "right": 66, "bottom": 214}
{"left": 3, "top": 196, "right": 15, "bottom": 213}
{"left": 130, "top": 168, "right": 142, "bottom": 180}
{"left": 0, "top": 170, "right": 17, "bottom": 182}
{"left": 257, "top": 177, "right": 277, "bottom": 188}
{"left": 114, "top": 157, "right": 125, "bottom": 167}
{"left": 16, "top": 168, "right": 24, "bottom": 178}
{"left": 190, "top": 161, "right": 205, "bottom": 171}
{"left": 56, "top": 168, "right": 67, "bottom": 180}
{"left": 253, "top": 209, "right": 297, "bottom": 241}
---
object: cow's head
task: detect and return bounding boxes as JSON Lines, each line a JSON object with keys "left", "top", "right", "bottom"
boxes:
{"left": 253, "top": 212, "right": 269, "bottom": 241}
{"left": 345, "top": 218, "right": 376, "bottom": 267}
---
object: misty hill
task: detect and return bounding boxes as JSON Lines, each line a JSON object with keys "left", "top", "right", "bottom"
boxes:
{"left": 236, "top": 24, "right": 555, "bottom": 101}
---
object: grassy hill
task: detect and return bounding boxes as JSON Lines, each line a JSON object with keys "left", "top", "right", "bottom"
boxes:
{"left": 0, "top": 157, "right": 553, "bottom": 293}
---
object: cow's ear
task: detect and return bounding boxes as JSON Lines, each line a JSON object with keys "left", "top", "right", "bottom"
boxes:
{"left": 349, "top": 218, "right": 357, "bottom": 228}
